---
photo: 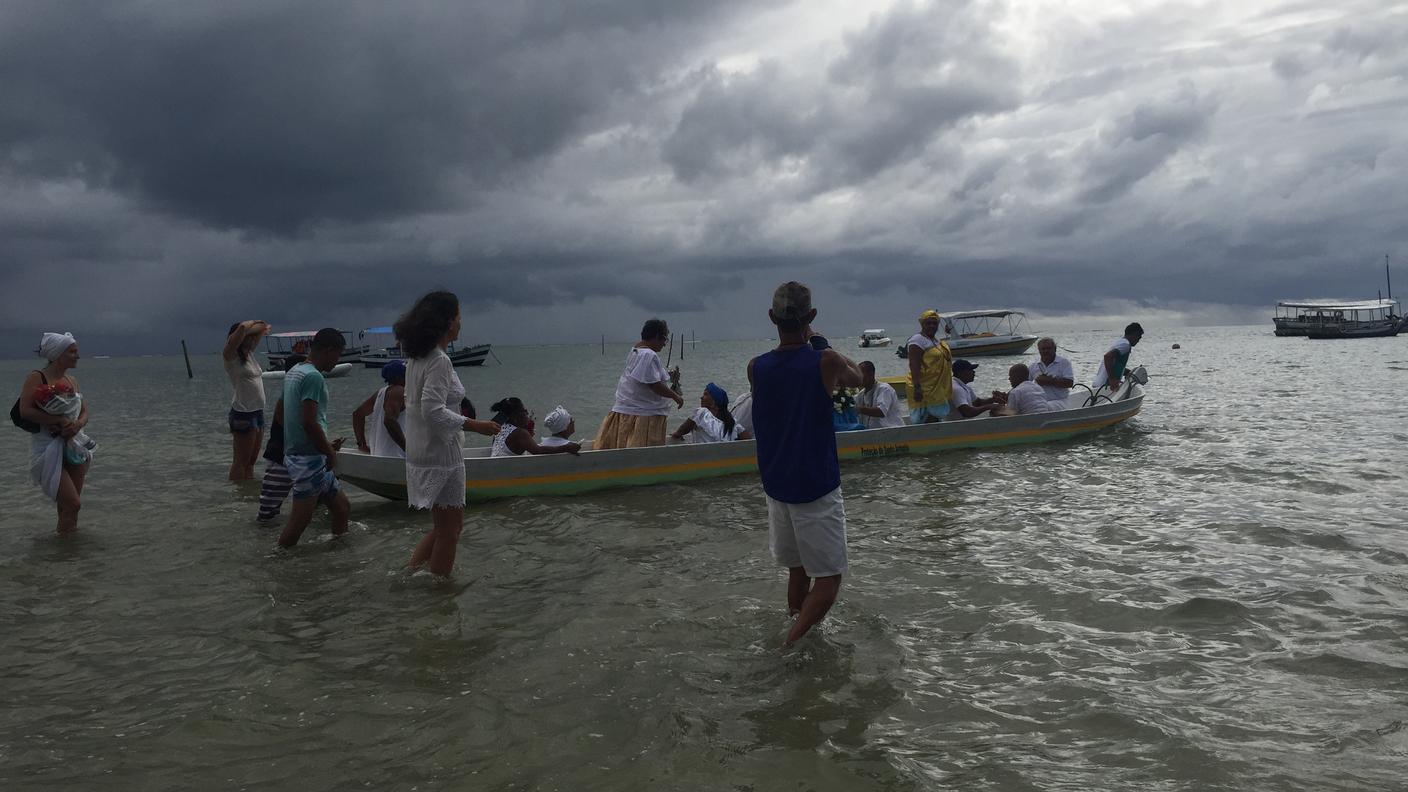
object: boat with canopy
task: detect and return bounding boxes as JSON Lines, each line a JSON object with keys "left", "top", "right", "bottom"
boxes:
{"left": 357, "top": 327, "right": 492, "bottom": 368}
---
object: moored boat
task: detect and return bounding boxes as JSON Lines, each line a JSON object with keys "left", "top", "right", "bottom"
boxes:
{"left": 1273, "top": 300, "right": 1404, "bottom": 339}
{"left": 859, "top": 329, "right": 892, "bottom": 348}
{"left": 261, "top": 362, "right": 353, "bottom": 380}
{"left": 357, "top": 327, "right": 492, "bottom": 367}
{"left": 265, "top": 330, "right": 366, "bottom": 369}
{"left": 896, "top": 309, "right": 1038, "bottom": 357}
{"left": 337, "top": 375, "right": 1146, "bottom": 502}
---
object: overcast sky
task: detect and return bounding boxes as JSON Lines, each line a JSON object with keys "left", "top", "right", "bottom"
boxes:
{"left": 2, "top": 0, "right": 1406, "bottom": 355}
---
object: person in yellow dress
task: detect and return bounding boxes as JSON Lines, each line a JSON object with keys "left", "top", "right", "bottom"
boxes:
{"left": 905, "top": 309, "right": 953, "bottom": 422}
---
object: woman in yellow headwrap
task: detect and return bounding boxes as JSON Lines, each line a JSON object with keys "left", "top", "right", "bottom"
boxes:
{"left": 906, "top": 310, "right": 953, "bottom": 422}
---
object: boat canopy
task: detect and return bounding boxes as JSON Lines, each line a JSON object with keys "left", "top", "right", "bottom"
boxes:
{"left": 938, "top": 309, "right": 1026, "bottom": 320}
{"left": 269, "top": 331, "right": 318, "bottom": 338}
{"left": 1275, "top": 300, "right": 1397, "bottom": 311}
{"left": 363, "top": 326, "right": 394, "bottom": 335}
{"left": 861, "top": 329, "right": 887, "bottom": 336}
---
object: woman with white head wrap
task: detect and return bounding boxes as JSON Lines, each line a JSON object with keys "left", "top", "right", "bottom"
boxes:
{"left": 15, "top": 332, "right": 91, "bottom": 534}
{"left": 539, "top": 405, "right": 576, "bottom": 448}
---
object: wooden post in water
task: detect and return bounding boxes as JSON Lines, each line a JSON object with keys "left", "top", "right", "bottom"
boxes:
{"left": 601, "top": 334, "right": 605, "bottom": 355}
{"left": 680, "top": 331, "right": 685, "bottom": 361}
{"left": 181, "top": 340, "right": 193, "bottom": 379}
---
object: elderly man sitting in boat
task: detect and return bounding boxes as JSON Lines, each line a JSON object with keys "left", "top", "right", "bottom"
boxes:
{"left": 1027, "top": 337, "right": 1074, "bottom": 410}
{"left": 996, "top": 364, "right": 1052, "bottom": 416}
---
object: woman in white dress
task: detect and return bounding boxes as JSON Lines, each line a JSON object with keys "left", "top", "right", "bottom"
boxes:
{"left": 669, "top": 383, "right": 750, "bottom": 443}
{"left": 223, "top": 320, "right": 270, "bottom": 480}
{"left": 396, "top": 292, "right": 499, "bottom": 576}
{"left": 15, "top": 333, "right": 91, "bottom": 534}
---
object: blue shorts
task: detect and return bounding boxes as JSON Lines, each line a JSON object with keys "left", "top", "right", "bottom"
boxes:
{"left": 228, "top": 409, "right": 265, "bottom": 434}
{"left": 910, "top": 404, "right": 951, "bottom": 423}
{"left": 285, "top": 453, "right": 340, "bottom": 501}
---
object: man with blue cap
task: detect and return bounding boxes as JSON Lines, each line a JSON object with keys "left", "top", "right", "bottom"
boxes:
{"left": 353, "top": 359, "right": 408, "bottom": 457}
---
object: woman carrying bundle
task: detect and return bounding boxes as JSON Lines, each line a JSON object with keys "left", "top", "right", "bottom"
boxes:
{"left": 14, "top": 333, "right": 92, "bottom": 534}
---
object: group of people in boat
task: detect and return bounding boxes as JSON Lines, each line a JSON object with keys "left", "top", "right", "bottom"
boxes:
{"left": 890, "top": 311, "right": 1145, "bottom": 425}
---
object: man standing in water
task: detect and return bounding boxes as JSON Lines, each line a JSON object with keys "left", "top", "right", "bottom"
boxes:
{"left": 748, "top": 282, "right": 864, "bottom": 646}
{"left": 1092, "top": 322, "right": 1144, "bottom": 393}
{"left": 279, "top": 328, "right": 350, "bottom": 548}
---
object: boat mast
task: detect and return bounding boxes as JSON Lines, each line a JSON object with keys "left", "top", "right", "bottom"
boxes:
{"left": 1387, "top": 254, "right": 1392, "bottom": 301}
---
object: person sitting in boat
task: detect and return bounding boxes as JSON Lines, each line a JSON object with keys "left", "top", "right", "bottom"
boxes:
{"left": 540, "top": 405, "right": 577, "bottom": 448}
{"left": 730, "top": 390, "right": 753, "bottom": 435}
{"left": 670, "top": 383, "right": 750, "bottom": 443}
{"left": 490, "top": 397, "right": 580, "bottom": 457}
{"left": 854, "top": 362, "right": 903, "bottom": 428}
{"left": 996, "top": 364, "right": 1053, "bottom": 416}
{"left": 1027, "top": 337, "right": 1074, "bottom": 410}
{"left": 1092, "top": 322, "right": 1143, "bottom": 392}
{"left": 352, "top": 360, "right": 407, "bottom": 458}
{"left": 948, "top": 360, "right": 1000, "bottom": 419}
{"left": 906, "top": 310, "right": 953, "bottom": 422}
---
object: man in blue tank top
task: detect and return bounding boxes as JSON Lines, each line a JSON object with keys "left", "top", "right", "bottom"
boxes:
{"left": 748, "top": 281, "right": 864, "bottom": 646}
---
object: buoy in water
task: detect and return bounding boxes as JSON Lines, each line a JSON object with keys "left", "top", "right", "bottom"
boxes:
{"left": 1171, "top": 343, "right": 1181, "bottom": 349}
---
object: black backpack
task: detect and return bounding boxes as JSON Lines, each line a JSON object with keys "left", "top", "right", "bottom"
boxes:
{"left": 9, "top": 371, "right": 45, "bottom": 434}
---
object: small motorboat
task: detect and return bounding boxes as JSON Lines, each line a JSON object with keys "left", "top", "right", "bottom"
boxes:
{"left": 357, "top": 327, "right": 492, "bottom": 367}
{"left": 858, "top": 329, "right": 892, "bottom": 348}
{"left": 265, "top": 330, "right": 366, "bottom": 369}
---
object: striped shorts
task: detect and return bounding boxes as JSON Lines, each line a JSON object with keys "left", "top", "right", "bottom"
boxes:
{"left": 257, "top": 462, "right": 293, "bottom": 521}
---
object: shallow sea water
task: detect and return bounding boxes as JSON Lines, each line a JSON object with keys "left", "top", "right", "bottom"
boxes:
{"left": 2, "top": 326, "right": 1406, "bottom": 791}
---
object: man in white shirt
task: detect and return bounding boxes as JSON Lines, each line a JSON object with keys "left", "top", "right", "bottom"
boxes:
{"left": 854, "top": 362, "right": 904, "bottom": 428}
{"left": 948, "top": 359, "right": 1001, "bottom": 419}
{"left": 1092, "top": 322, "right": 1144, "bottom": 392}
{"left": 1002, "top": 364, "right": 1053, "bottom": 415}
{"left": 1026, "top": 337, "right": 1075, "bottom": 409}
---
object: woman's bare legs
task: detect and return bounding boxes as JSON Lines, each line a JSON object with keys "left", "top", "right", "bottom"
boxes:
{"left": 229, "top": 428, "right": 261, "bottom": 480}
{"left": 409, "top": 507, "right": 464, "bottom": 576}
{"left": 55, "top": 461, "right": 88, "bottom": 535}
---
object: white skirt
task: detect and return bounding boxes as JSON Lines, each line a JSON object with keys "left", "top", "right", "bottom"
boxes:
{"left": 406, "top": 462, "right": 466, "bottom": 509}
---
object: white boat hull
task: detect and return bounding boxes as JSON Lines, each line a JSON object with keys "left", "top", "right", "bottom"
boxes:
{"left": 337, "top": 384, "right": 1145, "bottom": 502}
{"left": 262, "top": 362, "right": 353, "bottom": 380}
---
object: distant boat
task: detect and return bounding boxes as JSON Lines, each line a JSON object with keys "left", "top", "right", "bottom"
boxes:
{"left": 858, "top": 329, "right": 891, "bottom": 348}
{"left": 1273, "top": 300, "right": 1403, "bottom": 338}
{"left": 265, "top": 330, "right": 366, "bottom": 369}
{"left": 896, "top": 309, "right": 1038, "bottom": 357}
{"left": 357, "top": 326, "right": 492, "bottom": 368}
{"left": 262, "top": 362, "right": 354, "bottom": 380}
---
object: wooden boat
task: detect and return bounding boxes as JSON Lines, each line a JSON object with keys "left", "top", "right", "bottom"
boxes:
{"left": 1275, "top": 300, "right": 1403, "bottom": 338}
{"left": 357, "top": 327, "right": 492, "bottom": 368}
{"left": 337, "top": 376, "right": 1145, "bottom": 502}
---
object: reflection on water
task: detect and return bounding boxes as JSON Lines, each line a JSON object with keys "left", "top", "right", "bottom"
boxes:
{"left": 1, "top": 327, "right": 1407, "bottom": 790}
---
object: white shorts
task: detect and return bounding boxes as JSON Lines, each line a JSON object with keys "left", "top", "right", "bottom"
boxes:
{"left": 767, "top": 486, "right": 847, "bottom": 577}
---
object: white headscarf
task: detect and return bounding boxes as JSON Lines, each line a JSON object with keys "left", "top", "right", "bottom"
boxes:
{"left": 543, "top": 405, "right": 572, "bottom": 434}
{"left": 38, "top": 332, "right": 76, "bottom": 362}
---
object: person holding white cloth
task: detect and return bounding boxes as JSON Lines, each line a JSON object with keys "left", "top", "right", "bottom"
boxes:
{"left": 15, "top": 332, "right": 92, "bottom": 534}
{"left": 397, "top": 292, "right": 500, "bottom": 577}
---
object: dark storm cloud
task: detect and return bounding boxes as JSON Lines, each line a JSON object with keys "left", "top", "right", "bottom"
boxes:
{"left": 2, "top": 0, "right": 1408, "bottom": 357}
{"left": 0, "top": 0, "right": 757, "bottom": 233}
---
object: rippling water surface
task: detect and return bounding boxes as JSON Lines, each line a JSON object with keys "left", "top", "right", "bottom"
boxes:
{"left": 2, "top": 326, "right": 1406, "bottom": 791}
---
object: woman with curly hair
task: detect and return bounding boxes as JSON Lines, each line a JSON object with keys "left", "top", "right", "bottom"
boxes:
{"left": 396, "top": 291, "right": 499, "bottom": 576}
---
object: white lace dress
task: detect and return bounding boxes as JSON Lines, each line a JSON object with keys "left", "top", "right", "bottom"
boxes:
{"left": 404, "top": 349, "right": 466, "bottom": 509}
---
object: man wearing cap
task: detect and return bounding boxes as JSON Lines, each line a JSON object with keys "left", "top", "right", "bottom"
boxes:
{"left": 540, "top": 405, "right": 576, "bottom": 448}
{"left": 353, "top": 360, "right": 407, "bottom": 458}
{"left": 1092, "top": 322, "right": 1144, "bottom": 392}
{"left": 1026, "top": 337, "right": 1075, "bottom": 409}
{"left": 749, "top": 281, "right": 864, "bottom": 647}
{"left": 854, "top": 362, "right": 903, "bottom": 429}
{"left": 948, "top": 359, "right": 1001, "bottom": 419}
{"left": 906, "top": 310, "right": 953, "bottom": 423}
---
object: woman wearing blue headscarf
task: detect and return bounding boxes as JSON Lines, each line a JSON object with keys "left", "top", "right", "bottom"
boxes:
{"left": 670, "top": 383, "right": 750, "bottom": 443}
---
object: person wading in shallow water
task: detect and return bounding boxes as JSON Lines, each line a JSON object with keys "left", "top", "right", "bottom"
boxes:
{"left": 16, "top": 332, "right": 92, "bottom": 535}
{"left": 748, "top": 281, "right": 864, "bottom": 647}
